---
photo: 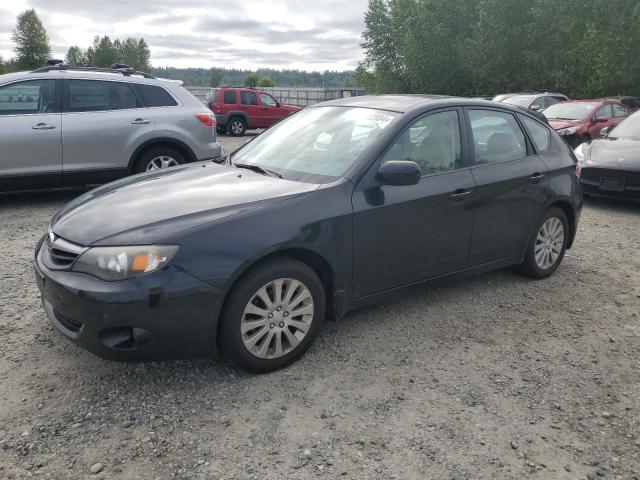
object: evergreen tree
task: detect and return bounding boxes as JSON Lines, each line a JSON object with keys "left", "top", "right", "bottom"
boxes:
{"left": 65, "top": 46, "right": 87, "bottom": 66}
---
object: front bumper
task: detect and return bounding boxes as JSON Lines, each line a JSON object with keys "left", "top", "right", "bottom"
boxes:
{"left": 34, "top": 240, "right": 222, "bottom": 361}
{"left": 580, "top": 166, "right": 640, "bottom": 201}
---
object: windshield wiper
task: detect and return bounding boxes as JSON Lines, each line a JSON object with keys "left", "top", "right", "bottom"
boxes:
{"left": 234, "top": 162, "right": 283, "bottom": 179}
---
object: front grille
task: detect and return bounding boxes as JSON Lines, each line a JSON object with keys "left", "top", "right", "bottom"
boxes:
{"left": 581, "top": 167, "right": 640, "bottom": 187}
{"left": 54, "top": 309, "right": 83, "bottom": 333}
{"left": 41, "top": 232, "right": 86, "bottom": 270}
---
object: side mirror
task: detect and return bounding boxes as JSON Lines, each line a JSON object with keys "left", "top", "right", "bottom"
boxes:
{"left": 377, "top": 161, "right": 421, "bottom": 186}
{"left": 600, "top": 126, "right": 610, "bottom": 136}
{"left": 530, "top": 105, "right": 542, "bottom": 111}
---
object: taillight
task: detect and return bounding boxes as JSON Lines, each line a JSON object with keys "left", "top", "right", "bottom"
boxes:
{"left": 195, "top": 113, "right": 216, "bottom": 128}
{"left": 575, "top": 162, "right": 582, "bottom": 177}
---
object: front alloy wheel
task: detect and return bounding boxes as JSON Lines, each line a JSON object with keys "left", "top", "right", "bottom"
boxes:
{"left": 241, "top": 278, "right": 314, "bottom": 359}
{"left": 220, "top": 257, "right": 325, "bottom": 373}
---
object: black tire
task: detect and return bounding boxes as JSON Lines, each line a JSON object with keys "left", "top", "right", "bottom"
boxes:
{"left": 220, "top": 256, "right": 326, "bottom": 373}
{"left": 134, "top": 146, "right": 186, "bottom": 174}
{"left": 227, "top": 116, "right": 247, "bottom": 136}
{"left": 519, "top": 207, "right": 569, "bottom": 279}
{"left": 216, "top": 125, "right": 226, "bottom": 134}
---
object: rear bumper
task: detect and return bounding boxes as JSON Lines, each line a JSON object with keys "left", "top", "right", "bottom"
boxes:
{"left": 34, "top": 240, "right": 221, "bottom": 361}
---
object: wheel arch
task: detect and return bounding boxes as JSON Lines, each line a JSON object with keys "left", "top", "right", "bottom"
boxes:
{"left": 549, "top": 199, "right": 577, "bottom": 248}
{"left": 216, "top": 247, "right": 338, "bottom": 346}
{"left": 129, "top": 138, "right": 198, "bottom": 172}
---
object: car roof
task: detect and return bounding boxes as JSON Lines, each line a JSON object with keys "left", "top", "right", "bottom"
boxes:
{"left": 312, "top": 95, "right": 551, "bottom": 119}
{"left": 0, "top": 69, "right": 180, "bottom": 86}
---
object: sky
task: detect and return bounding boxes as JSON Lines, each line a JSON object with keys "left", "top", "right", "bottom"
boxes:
{"left": 0, "top": 0, "right": 368, "bottom": 71}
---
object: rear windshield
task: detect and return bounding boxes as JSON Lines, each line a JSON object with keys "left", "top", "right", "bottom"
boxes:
{"left": 502, "top": 95, "right": 536, "bottom": 107}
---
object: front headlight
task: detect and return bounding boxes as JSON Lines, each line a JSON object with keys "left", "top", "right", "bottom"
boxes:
{"left": 72, "top": 245, "right": 179, "bottom": 281}
{"left": 557, "top": 126, "right": 578, "bottom": 136}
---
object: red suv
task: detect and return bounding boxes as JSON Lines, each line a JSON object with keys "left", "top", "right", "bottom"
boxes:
{"left": 544, "top": 99, "right": 630, "bottom": 148}
{"left": 209, "top": 87, "right": 301, "bottom": 136}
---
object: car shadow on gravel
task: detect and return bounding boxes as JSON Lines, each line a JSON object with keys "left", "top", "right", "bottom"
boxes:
{"left": 0, "top": 188, "right": 89, "bottom": 208}
{"left": 583, "top": 195, "right": 640, "bottom": 213}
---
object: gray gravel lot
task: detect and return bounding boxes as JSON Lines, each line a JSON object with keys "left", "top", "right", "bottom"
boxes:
{"left": 1, "top": 134, "right": 639, "bottom": 479}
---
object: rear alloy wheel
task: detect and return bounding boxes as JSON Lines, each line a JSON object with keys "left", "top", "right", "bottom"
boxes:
{"left": 220, "top": 257, "right": 325, "bottom": 373}
{"left": 134, "top": 147, "right": 186, "bottom": 174}
{"left": 228, "top": 117, "right": 247, "bottom": 136}
{"left": 519, "top": 207, "right": 569, "bottom": 279}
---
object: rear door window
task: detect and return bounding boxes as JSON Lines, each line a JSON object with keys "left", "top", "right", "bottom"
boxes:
{"left": 240, "top": 91, "right": 258, "bottom": 106}
{"left": 468, "top": 110, "right": 527, "bottom": 165}
{"left": 132, "top": 84, "right": 177, "bottom": 107}
{"left": 68, "top": 80, "right": 138, "bottom": 112}
{"left": 223, "top": 90, "right": 237, "bottom": 104}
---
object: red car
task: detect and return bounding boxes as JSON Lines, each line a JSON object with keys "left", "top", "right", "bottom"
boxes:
{"left": 544, "top": 99, "right": 630, "bottom": 148}
{"left": 208, "top": 87, "right": 301, "bottom": 136}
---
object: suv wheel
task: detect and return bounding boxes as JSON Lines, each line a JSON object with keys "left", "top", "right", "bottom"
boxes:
{"left": 220, "top": 257, "right": 325, "bottom": 373}
{"left": 134, "top": 147, "right": 186, "bottom": 173}
{"left": 228, "top": 117, "right": 247, "bottom": 136}
{"left": 519, "top": 207, "right": 569, "bottom": 279}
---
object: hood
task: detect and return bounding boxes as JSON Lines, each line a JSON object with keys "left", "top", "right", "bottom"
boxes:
{"left": 281, "top": 104, "right": 302, "bottom": 112}
{"left": 51, "top": 162, "right": 318, "bottom": 246}
{"left": 584, "top": 137, "right": 640, "bottom": 170}
{"left": 548, "top": 119, "right": 583, "bottom": 130}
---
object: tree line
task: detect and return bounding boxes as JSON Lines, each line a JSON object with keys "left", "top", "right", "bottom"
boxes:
{"left": 358, "top": 0, "right": 640, "bottom": 98}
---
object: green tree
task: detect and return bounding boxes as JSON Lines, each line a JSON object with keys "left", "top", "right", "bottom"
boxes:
{"left": 11, "top": 9, "right": 51, "bottom": 69}
{"left": 209, "top": 67, "right": 223, "bottom": 86}
{"left": 244, "top": 73, "right": 259, "bottom": 87}
{"left": 136, "top": 38, "right": 151, "bottom": 71}
{"left": 0, "top": 54, "right": 4, "bottom": 74}
{"left": 86, "top": 36, "right": 118, "bottom": 68}
{"left": 257, "top": 77, "right": 275, "bottom": 87}
{"left": 65, "top": 46, "right": 87, "bottom": 66}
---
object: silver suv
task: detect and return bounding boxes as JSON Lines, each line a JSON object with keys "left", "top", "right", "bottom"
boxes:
{"left": 0, "top": 63, "right": 221, "bottom": 191}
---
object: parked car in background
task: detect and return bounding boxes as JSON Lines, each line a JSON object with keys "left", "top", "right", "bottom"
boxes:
{"left": 208, "top": 86, "right": 301, "bottom": 136}
{"left": 0, "top": 62, "right": 221, "bottom": 192}
{"left": 612, "top": 96, "right": 639, "bottom": 113}
{"left": 544, "top": 99, "right": 630, "bottom": 148}
{"left": 35, "top": 95, "right": 582, "bottom": 372}
{"left": 575, "top": 111, "right": 640, "bottom": 200}
{"left": 499, "top": 92, "right": 569, "bottom": 111}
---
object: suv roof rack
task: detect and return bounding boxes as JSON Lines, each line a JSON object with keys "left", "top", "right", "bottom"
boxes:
{"left": 32, "top": 61, "right": 156, "bottom": 79}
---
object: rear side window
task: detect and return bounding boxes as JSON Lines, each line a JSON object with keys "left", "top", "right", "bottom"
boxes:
{"left": 520, "top": 115, "right": 550, "bottom": 152}
{"left": 240, "top": 91, "right": 258, "bottom": 105}
{"left": 133, "top": 84, "right": 177, "bottom": 107}
{"left": 223, "top": 90, "right": 237, "bottom": 104}
{"left": 68, "top": 80, "right": 138, "bottom": 112}
{"left": 613, "top": 104, "right": 627, "bottom": 118}
{"left": 469, "top": 110, "right": 527, "bottom": 165}
{"left": 0, "top": 79, "right": 58, "bottom": 115}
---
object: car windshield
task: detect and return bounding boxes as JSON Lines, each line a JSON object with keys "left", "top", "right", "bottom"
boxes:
{"left": 609, "top": 111, "right": 640, "bottom": 140}
{"left": 544, "top": 102, "right": 597, "bottom": 120}
{"left": 502, "top": 95, "right": 535, "bottom": 107}
{"left": 230, "top": 106, "right": 399, "bottom": 183}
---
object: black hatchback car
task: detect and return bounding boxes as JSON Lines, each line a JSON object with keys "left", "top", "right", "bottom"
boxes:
{"left": 35, "top": 96, "right": 582, "bottom": 372}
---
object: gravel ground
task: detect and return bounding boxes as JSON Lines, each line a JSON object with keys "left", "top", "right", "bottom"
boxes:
{"left": 1, "top": 135, "right": 639, "bottom": 479}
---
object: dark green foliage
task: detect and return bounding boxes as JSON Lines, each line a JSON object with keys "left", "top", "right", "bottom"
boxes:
{"left": 362, "top": 0, "right": 640, "bottom": 98}
{"left": 257, "top": 77, "right": 276, "bottom": 87}
{"left": 244, "top": 73, "right": 259, "bottom": 87}
{"left": 11, "top": 9, "right": 51, "bottom": 70}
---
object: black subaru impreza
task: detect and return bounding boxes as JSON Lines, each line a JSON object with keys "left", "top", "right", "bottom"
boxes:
{"left": 34, "top": 96, "right": 582, "bottom": 372}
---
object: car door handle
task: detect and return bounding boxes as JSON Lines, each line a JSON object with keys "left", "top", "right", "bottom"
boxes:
{"left": 32, "top": 123, "right": 56, "bottom": 130}
{"left": 449, "top": 189, "right": 471, "bottom": 201}
{"left": 131, "top": 118, "right": 151, "bottom": 125}
{"left": 529, "top": 172, "right": 545, "bottom": 183}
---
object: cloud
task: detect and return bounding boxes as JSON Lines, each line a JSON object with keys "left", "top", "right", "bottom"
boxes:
{"left": 0, "top": 0, "right": 367, "bottom": 70}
